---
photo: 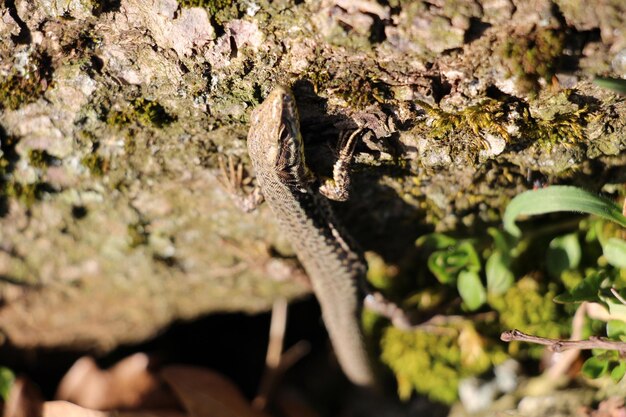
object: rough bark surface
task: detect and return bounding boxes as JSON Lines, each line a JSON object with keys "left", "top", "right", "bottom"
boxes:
{"left": 0, "top": 0, "right": 624, "bottom": 351}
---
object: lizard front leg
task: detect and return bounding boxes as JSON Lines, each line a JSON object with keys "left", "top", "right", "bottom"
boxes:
{"left": 318, "top": 128, "right": 364, "bottom": 202}
{"left": 217, "top": 155, "right": 264, "bottom": 213}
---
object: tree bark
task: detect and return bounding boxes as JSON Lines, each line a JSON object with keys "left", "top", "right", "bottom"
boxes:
{"left": 0, "top": 0, "right": 624, "bottom": 351}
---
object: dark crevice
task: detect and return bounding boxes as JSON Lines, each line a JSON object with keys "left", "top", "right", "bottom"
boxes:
{"left": 6, "top": 0, "right": 32, "bottom": 44}
{"left": 367, "top": 13, "right": 388, "bottom": 44}
{"left": 92, "top": 0, "right": 121, "bottom": 16}
{"left": 71, "top": 205, "right": 88, "bottom": 219}
{"left": 464, "top": 17, "right": 491, "bottom": 43}
{"left": 429, "top": 76, "right": 452, "bottom": 103}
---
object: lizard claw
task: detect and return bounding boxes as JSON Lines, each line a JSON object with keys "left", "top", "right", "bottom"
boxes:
{"left": 217, "top": 155, "right": 264, "bottom": 212}
{"left": 319, "top": 128, "right": 364, "bottom": 202}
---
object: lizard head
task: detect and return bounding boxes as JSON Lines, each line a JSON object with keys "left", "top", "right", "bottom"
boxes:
{"left": 247, "top": 85, "right": 313, "bottom": 190}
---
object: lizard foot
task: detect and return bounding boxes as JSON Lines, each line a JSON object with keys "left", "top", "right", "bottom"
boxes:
{"left": 319, "top": 128, "right": 364, "bottom": 202}
{"left": 217, "top": 155, "right": 264, "bottom": 212}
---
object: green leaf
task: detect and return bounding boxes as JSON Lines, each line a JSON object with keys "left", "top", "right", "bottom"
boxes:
{"left": 457, "top": 270, "right": 486, "bottom": 311}
{"left": 487, "top": 227, "right": 516, "bottom": 258}
{"left": 485, "top": 251, "right": 514, "bottom": 295}
{"left": 594, "top": 77, "right": 626, "bottom": 95}
{"left": 416, "top": 233, "right": 457, "bottom": 251}
{"left": 606, "top": 301, "right": 626, "bottom": 323}
{"left": 610, "top": 362, "right": 626, "bottom": 382}
{"left": 503, "top": 186, "right": 626, "bottom": 237}
{"left": 427, "top": 242, "right": 481, "bottom": 284}
{"left": 0, "top": 367, "right": 15, "bottom": 401}
{"left": 458, "top": 242, "right": 481, "bottom": 273}
{"left": 546, "top": 233, "right": 581, "bottom": 278}
{"left": 428, "top": 252, "right": 456, "bottom": 284}
{"left": 607, "top": 320, "right": 626, "bottom": 340}
{"left": 581, "top": 356, "right": 609, "bottom": 378}
{"left": 604, "top": 238, "right": 626, "bottom": 269}
{"left": 554, "top": 271, "right": 604, "bottom": 304}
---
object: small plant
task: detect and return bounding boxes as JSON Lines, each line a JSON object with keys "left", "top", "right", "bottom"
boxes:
{"left": 594, "top": 77, "right": 626, "bottom": 95}
{"left": 503, "top": 185, "right": 626, "bottom": 237}
{"left": 501, "top": 184, "right": 626, "bottom": 381}
{"left": 377, "top": 184, "right": 626, "bottom": 402}
{"left": 0, "top": 367, "right": 15, "bottom": 401}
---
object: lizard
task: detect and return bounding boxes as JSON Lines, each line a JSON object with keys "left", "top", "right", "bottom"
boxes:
{"left": 223, "top": 85, "right": 375, "bottom": 386}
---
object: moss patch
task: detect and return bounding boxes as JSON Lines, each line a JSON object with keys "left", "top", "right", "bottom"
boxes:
{"left": 28, "top": 149, "right": 59, "bottom": 169}
{"left": 0, "top": 52, "right": 53, "bottom": 111}
{"left": 107, "top": 98, "right": 177, "bottom": 128}
{"left": 417, "top": 98, "right": 511, "bottom": 149}
{"left": 178, "top": 0, "right": 240, "bottom": 27}
{"left": 502, "top": 28, "right": 565, "bottom": 95}
{"left": 488, "top": 276, "right": 569, "bottom": 358}
{"left": 381, "top": 323, "right": 506, "bottom": 403}
{"left": 81, "top": 153, "right": 106, "bottom": 176}
{"left": 416, "top": 91, "right": 595, "bottom": 151}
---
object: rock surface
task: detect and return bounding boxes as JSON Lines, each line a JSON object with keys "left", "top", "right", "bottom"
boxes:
{"left": 0, "top": 0, "right": 624, "bottom": 351}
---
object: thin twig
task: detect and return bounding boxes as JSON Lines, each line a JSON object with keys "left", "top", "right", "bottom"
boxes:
{"left": 611, "top": 287, "right": 626, "bottom": 306}
{"left": 253, "top": 298, "right": 288, "bottom": 410}
{"left": 501, "top": 329, "right": 626, "bottom": 353}
{"left": 364, "top": 292, "right": 412, "bottom": 330}
{"left": 252, "top": 300, "right": 311, "bottom": 411}
{"left": 546, "top": 302, "right": 586, "bottom": 380}
{"left": 364, "top": 291, "right": 495, "bottom": 334}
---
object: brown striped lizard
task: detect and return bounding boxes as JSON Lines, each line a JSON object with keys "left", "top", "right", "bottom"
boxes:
{"left": 221, "top": 85, "right": 375, "bottom": 386}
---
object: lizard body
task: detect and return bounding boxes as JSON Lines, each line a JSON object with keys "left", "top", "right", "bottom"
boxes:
{"left": 246, "top": 86, "right": 374, "bottom": 386}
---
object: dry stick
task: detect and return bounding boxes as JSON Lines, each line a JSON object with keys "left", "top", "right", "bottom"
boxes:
{"left": 252, "top": 299, "right": 311, "bottom": 411}
{"left": 364, "top": 291, "right": 495, "bottom": 334}
{"left": 611, "top": 287, "right": 626, "bottom": 306}
{"left": 546, "top": 302, "right": 586, "bottom": 380}
{"left": 253, "top": 298, "right": 288, "bottom": 410}
{"left": 501, "top": 329, "right": 626, "bottom": 353}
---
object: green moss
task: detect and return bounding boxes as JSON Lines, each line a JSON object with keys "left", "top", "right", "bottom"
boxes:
{"left": 381, "top": 323, "right": 505, "bottom": 403}
{"left": 417, "top": 99, "right": 510, "bottom": 148}
{"left": 513, "top": 91, "right": 592, "bottom": 146}
{"left": 178, "top": 0, "right": 239, "bottom": 25}
{"left": 303, "top": 58, "right": 389, "bottom": 110}
{"left": 532, "top": 107, "right": 589, "bottom": 146}
{"left": 180, "top": 0, "right": 230, "bottom": 12}
{"left": 417, "top": 91, "right": 593, "bottom": 149}
{"left": 0, "top": 135, "right": 54, "bottom": 208}
{"left": 2, "top": 181, "right": 51, "bottom": 207}
{"left": 0, "top": 51, "right": 52, "bottom": 111}
{"left": 338, "top": 78, "right": 388, "bottom": 109}
{"left": 128, "top": 221, "right": 149, "bottom": 248}
{"left": 107, "top": 98, "right": 176, "bottom": 128}
{"left": 488, "top": 276, "right": 569, "bottom": 358}
{"left": 502, "top": 28, "right": 565, "bottom": 95}
{"left": 81, "top": 153, "right": 106, "bottom": 176}
{"left": 124, "top": 135, "right": 137, "bottom": 156}
{"left": 0, "top": 135, "right": 19, "bottom": 174}
{"left": 0, "top": 74, "right": 46, "bottom": 111}
{"left": 28, "top": 149, "right": 59, "bottom": 169}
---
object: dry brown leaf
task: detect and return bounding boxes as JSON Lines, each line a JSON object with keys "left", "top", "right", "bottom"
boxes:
{"left": 4, "top": 377, "right": 43, "bottom": 417}
{"left": 117, "top": 411, "right": 188, "bottom": 417}
{"left": 273, "top": 390, "right": 320, "bottom": 417}
{"left": 56, "top": 353, "right": 176, "bottom": 410}
{"left": 44, "top": 401, "right": 188, "bottom": 417}
{"left": 585, "top": 397, "right": 626, "bottom": 417}
{"left": 44, "top": 401, "right": 192, "bottom": 417}
{"left": 160, "top": 366, "right": 271, "bottom": 417}
{"left": 43, "top": 401, "right": 110, "bottom": 417}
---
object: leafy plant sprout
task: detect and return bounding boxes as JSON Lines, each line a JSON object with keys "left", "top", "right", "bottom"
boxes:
{"left": 501, "top": 184, "right": 626, "bottom": 381}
